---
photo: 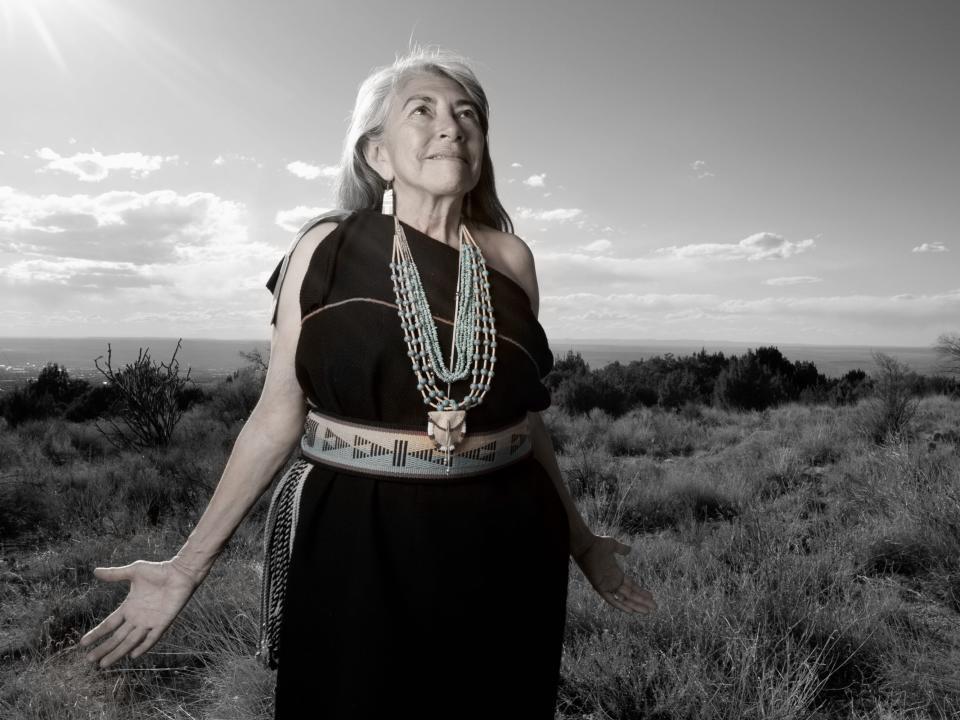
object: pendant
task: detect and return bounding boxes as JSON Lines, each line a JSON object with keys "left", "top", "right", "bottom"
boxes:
{"left": 427, "top": 409, "right": 466, "bottom": 472}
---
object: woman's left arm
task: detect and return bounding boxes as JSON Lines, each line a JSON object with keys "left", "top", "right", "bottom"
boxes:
{"left": 527, "top": 410, "right": 596, "bottom": 558}
{"left": 509, "top": 232, "right": 657, "bottom": 615}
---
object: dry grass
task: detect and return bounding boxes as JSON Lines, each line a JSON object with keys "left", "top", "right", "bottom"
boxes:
{"left": 2, "top": 394, "right": 959, "bottom": 719}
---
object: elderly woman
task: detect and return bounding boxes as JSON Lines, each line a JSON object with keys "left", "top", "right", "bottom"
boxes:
{"left": 79, "top": 48, "right": 656, "bottom": 718}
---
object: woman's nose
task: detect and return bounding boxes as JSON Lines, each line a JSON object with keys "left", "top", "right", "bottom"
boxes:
{"left": 436, "top": 110, "right": 464, "bottom": 141}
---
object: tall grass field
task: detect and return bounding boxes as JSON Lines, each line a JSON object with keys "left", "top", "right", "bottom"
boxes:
{"left": 1, "top": 359, "right": 959, "bottom": 719}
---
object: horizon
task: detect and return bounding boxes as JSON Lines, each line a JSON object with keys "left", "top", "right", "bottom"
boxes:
{"left": 0, "top": 335, "right": 950, "bottom": 382}
{"left": 0, "top": 334, "right": 945, "bottom": 351}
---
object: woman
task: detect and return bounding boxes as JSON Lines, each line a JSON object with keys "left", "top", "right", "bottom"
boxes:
{"left": 78, "top": 47, "right": 657, "bottom": 718}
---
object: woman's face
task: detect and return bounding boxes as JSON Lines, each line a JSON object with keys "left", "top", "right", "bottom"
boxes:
{"left": 366, "top": 72, "right": 485, "bottom": 206}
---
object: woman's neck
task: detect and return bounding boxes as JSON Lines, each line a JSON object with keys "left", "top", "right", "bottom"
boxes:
{"left": 393, "top": 193, "right": 464, "bottom": 249}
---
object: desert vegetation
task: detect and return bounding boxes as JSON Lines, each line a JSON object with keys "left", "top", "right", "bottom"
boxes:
{"left": 1, "top": 342, "right": 958, "bottom": 719}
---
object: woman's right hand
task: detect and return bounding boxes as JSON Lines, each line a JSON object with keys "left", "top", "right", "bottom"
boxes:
{"left": 78, "top": 558, "right": 203, "bottom": 668}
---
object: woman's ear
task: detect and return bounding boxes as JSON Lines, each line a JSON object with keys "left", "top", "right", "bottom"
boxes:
{"left": 362, "top": 139, "right": 394, "bottom": 183}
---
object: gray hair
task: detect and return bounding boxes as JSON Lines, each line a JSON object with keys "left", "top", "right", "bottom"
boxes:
{"left": 333, "top": 46, "right": 514, "bottom": 234}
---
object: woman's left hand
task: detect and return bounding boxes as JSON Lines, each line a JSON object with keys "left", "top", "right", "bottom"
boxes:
{"left": 573, "top": 534, "right": 658, "bottom": 615}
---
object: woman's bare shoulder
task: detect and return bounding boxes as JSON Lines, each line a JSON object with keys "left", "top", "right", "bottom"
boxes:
{"left": 469, "top": 221, "right": 539, "bottom": 315}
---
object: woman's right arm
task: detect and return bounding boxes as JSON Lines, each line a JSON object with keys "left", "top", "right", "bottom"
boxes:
{"left": 78, "top": 221, "right": 338, "bottom": 668}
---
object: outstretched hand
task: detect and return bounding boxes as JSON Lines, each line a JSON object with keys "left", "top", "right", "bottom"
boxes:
{"left": 573, "top": 534, "right": 657, "bottom": 615}
{"left": 77, "top": 559, "right": 202, "bottom": 668}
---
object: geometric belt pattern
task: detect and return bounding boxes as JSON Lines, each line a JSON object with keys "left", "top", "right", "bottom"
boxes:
{"left": 299, "top": 408, "right": 532, "bottom": 481}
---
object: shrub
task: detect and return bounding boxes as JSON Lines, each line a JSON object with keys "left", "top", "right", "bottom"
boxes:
{"left": 555, "top": 372, "right": 628, "bottom": 416}
{"left": 64, "top": 383, "right": 121, "bottom": 422}
{"left": 0, "top": 364, "right": 91, "bottom": 426}
{"left": 206, "top": 366, "right": 263, "bottom": 425}
{"left": 93, "top": 339, "right": 193, "bottom": 449}
{"left": 858, "top": 352, "right": 919, "bottom": 443}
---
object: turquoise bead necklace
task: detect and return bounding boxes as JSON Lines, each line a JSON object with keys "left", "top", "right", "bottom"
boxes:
{"left": 388, "top": 214, "right": 498, "bottom": 463}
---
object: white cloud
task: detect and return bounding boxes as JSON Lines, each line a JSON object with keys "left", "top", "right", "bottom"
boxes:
{"left": 213, "top": 153, "right": 261, "bottom": 168}
{"left": 656, "top": 232, "right": 815, "bottom": 262}
{"left": 912, "top": 241, "right": 949, "bottom": 253}
{"left": 35, "top": 147, "right": 178, "bottom": 182}
{"left": 0, "top": 185, "right": 293, "bottom": 331}
{"left": 580, "top": 239, "right": 613, "bottom": 254}
{"left": 516, "top": 207, "right": 582, "bottom": 222}
{"left": 287, "top": 161, "right": 338, "bottom": 180}
{"left": 764, "top": 276, "right": 823, "bottom": 286}
{"left": 538, "top": 289, "right": 960, "bottom": 345}
{"left": 0, "top": 257, "right": 162, "bottom": 289}
{"left": 691, "top": 160, "right": 714, "bottom": 179}
{"left": 511, "top": 162, "right": 523, "bottom": 168}
{"left": 523, "top": 173, "right": 546, "bottom": 187}
{"left": 0, "top": 185, "right": 261, "bottom": 265}
{"left": 275, "top": 206, "right": 332, "bottom": 233}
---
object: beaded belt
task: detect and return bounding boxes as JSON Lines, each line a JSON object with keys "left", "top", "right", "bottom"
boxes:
{"left": 299, "top": 408, "right": 532, "bottom": 480}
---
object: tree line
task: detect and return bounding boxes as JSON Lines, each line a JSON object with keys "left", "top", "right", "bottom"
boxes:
{"left": 545, "top": 345, "right": 960, "bottom": 416}
{"left": 2, "top": 342, "right": 958, "bottom": 438}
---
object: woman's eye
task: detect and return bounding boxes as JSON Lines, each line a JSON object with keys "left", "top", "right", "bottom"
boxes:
{"left": 458, "top": 109, "right": 478, "bottom": 120}
{"left": 412, "top": 105, "right": 430, "bottom": 116}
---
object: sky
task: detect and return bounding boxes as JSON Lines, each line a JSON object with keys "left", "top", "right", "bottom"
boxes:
{"left": 0, "top": 0, "right": 957, "bottom": 346}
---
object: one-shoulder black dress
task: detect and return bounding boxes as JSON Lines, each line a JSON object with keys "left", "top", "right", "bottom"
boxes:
{"left": 264, "top": 209, "right": 569, "bottom": 719}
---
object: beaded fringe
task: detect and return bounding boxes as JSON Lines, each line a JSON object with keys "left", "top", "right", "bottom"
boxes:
{"left": 256, "top": 457, "right": 313, "bottom": 670}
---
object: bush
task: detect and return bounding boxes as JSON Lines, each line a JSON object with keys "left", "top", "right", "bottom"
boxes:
{"left": 859, "top": 352, "right": 919, "bottom": 443}
{"left": 555, "top": 372, "right": 628, "bottom": 416}
{"left": 0, "top": 364, "right": 90, "bottom": 426}
{"left": 206, "top": 366, "right": 263, "bottom": 425}
{"left": 93, "top": 339, "right": 194, "bottom": 449}
{"left": 64, "top": 383, "right": 121, "bottom": 422}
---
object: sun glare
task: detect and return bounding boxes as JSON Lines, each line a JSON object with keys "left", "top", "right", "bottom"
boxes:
{"left": 0, "top": 0, "right": 126, "bottom": 73}
{"left": 1, "top": 0, "right": 77, "bottom": 71}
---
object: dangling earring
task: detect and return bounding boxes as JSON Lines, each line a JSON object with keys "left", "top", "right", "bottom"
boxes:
{"left": 381, "top": 180, "right": 394, "bottom": 216}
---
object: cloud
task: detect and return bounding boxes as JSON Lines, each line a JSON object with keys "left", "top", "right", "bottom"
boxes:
{"left": 0, "top": 185, "right": 257, "bottom": 265}
{"left": 764, "top": 276, "right": 823, "bottom": 286}
{"left": 912, "top": 241, "right": 949, "bottom": 253}
{"left": 691, "top": 160, "right": 714, "bottom": 179}
{"left": 656, "top": 232, "right": 815, "bottom": 262}
{"left": 0, "top": 257, "right": 163, "bottom": 289}
{"left": 537, "top": 288, "right": 960, "bottom": 345}
{"left": 580, "top": 239, "right": 612, "bottom": 254}
{"left": 212, "top": 153, "right": 262, "bottom": 169}
{"left": 286, "top": 161, "right": 338, "bottom": 180}
{"left": 275, "top": 206, "right": 332, "bottom": 233}
{"left": 511, "top": 162, "right": 523, "bottom": 168}
{"left": 523, "top": 173, "right": 546, "bottom": 187}
{"left": 516, "top": 207, "right": 582, "bottom": 222}
{"left": 35, "top": 147, "right": 177, "bottom": 182}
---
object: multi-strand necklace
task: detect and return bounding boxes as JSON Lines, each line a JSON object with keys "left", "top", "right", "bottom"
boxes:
{"left": 388, "top": 215, "right": 497, "bottom": 469}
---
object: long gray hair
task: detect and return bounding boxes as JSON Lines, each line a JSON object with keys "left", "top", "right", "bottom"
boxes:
{"left": 333, "top": 46, "right": 514, "bottom": 234}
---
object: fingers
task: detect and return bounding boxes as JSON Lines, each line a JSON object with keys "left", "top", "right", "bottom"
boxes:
{"left": 83, "top": 621, "right": 133, "bottom": 666}
{"left": 129, "top": 626, "right": 163, "bottom": 659}
{"left": 98, "top": 626, "right": 150, "bottom": 668}
{"left": 79, "top": 608, "right": 125, "bottom": 648}
{"left": 607, "top": 575, "right": 658, "bottom": 614}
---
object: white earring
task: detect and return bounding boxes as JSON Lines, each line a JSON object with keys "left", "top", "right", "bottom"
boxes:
{"left": 382, "top": 181, "right": 394, "bottom": 216}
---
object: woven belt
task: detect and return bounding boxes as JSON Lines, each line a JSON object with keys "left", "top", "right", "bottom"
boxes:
{"left": 299, "top": 408, "right": 532, "bottom": 480}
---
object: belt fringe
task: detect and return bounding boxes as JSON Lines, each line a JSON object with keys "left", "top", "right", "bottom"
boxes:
{"left": 256, "top": 457, "right": 312, "bottom": 670}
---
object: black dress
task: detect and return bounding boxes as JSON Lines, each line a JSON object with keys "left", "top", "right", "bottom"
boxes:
{"left": 265, "top": 209, "right": 569, "bottom": 719}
